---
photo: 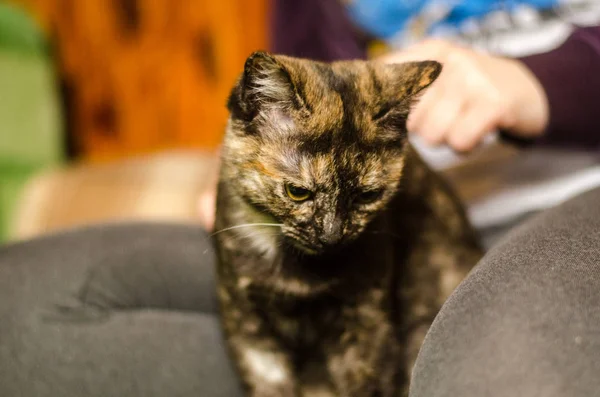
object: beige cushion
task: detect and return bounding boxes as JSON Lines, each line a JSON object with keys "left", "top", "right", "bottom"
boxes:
{"left": 11, "top": 150, "right": 218, "bottom": 241}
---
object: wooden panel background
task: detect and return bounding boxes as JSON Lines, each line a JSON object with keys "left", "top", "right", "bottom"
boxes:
{"left": 12, "top": 0, "right": 269, "bottom": 161}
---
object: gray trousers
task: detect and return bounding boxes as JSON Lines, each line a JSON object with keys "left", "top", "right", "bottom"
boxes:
{"left": 1, "top": 187, "right": 599, "bottom": 396}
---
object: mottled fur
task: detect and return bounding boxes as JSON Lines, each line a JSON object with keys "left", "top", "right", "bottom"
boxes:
{"left": 214, "top": 52, "right": 483, "bottom": 396}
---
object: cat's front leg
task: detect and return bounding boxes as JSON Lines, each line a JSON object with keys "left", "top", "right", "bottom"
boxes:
{"left": 220, "top": 291, "right": 299, "bottom": 396}
{"left": 230, "top": 335, "right": 299, "bottom": 397}
{"left": 325, "top": 304, "right": 400, "bottom": 397}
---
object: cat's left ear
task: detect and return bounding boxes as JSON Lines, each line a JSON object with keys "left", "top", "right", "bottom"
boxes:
{"left": 227, "top": 51, "right": 305, "bottom": 122}
{"left": 386, "top": 60, "right": 442, "bottom": 99}
{"left": 373, "top": 61, "right": 441, "bottom": 131}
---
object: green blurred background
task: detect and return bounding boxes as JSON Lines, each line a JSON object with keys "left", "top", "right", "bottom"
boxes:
{"left": 0, "top": 3, "right": 64, "bottom": 240}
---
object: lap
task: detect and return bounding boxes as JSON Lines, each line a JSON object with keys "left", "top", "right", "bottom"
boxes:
{"left": 410, "top": 187, "right": 600, "bottom": 397}
{"left": 0, "top": 222, "right": 242, "bottom": 397}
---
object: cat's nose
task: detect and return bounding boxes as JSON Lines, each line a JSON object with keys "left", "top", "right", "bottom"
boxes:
{"left": 319, "top": 216, "right": 343, "bottom": 246}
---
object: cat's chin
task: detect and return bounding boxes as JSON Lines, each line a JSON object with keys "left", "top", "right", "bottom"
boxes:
{"left": 287, "top": 239, "right": 320, "bottom": 256}
{"left": 285, "top": 237, "right": 349, "bottom": 257}
{"left": 284, "top": 236, "right": 335, "bottom": 256}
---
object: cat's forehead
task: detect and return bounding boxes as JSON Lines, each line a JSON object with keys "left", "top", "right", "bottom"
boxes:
{"left": 292, "top": 61, "right": 381, "bottom": 134}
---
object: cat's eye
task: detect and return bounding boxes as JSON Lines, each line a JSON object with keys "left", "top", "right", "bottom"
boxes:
{"left": 355, "top": 189, "right": 383, "bottom": 205}
{"left": 285, "top": 183, "right": 312, "bottom": 202}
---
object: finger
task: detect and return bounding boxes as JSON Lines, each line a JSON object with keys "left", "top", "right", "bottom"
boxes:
{"left": 445, "top": 104, "right": 501, "bottom": 153}
{"left": 413, "top": 91, "right": 465, "bottom": 146}
{"left": 407, "top": 64, "right": 466, "bottom": 144}
{"left": 198, "top": 191, "right": 216, "bottom": 231}
{"left": 407, "top": 87, "right": 437, "bottom": 133}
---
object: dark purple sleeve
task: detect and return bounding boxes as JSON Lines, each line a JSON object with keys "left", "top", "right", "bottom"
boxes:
{"left": 270, "top": 0, "right": 367, "bottom": 62}
{"left": 519, "top": 26, "right": 600, "bottom": 151}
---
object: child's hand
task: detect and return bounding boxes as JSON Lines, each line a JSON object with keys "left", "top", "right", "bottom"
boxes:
{"left": 380, "top": 40, "right": 549, "bottom": 152}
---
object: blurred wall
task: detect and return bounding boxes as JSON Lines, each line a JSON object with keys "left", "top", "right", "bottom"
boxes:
{"left": 11, "top": 0, "right": 269, "bottom": 161}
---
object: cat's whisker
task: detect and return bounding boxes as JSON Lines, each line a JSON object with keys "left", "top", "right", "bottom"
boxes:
{"left": 224, "top": 229, "right": 283, "bottom": 240}
{"left": 210, "top": 223, "right": 285, "bottom": 237}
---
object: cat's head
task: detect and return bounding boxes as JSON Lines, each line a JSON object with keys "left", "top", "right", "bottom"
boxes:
{"left": 223, "top": 52, "right": 440, "bottom": 255}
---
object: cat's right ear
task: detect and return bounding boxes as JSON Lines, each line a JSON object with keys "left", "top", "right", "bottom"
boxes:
{"left": 227, "top": 51, "right": 300, "bottom": 122}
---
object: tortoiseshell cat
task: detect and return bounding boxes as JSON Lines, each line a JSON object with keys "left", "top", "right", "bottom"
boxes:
{"left": 214, "top": 51, "right": 483, "bottom": 397}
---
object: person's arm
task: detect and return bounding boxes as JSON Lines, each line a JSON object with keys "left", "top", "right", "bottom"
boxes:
{"left": 270, "top": 0, "right": 367, "bottom": 62}
{"left": 518, "top": 26, "right": 600, "bottom": 150}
